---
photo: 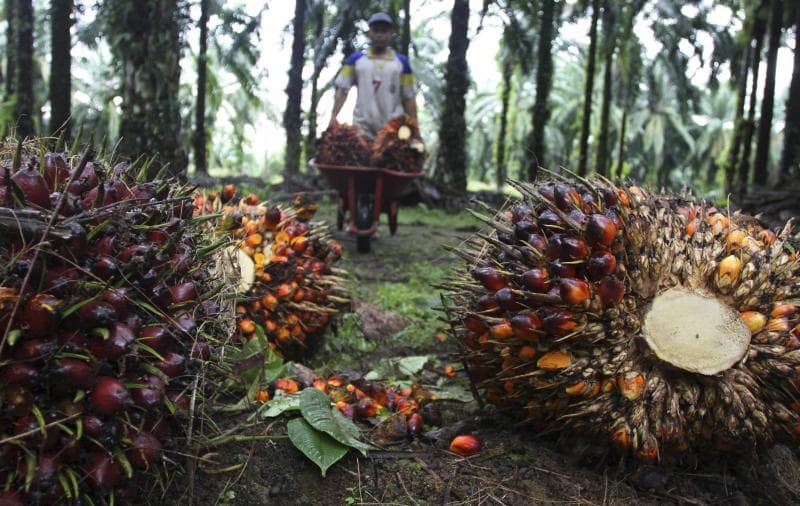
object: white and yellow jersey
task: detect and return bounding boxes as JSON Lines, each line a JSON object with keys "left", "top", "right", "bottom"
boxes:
{"left": 334, "top": 48, "right": 416, "bottom": 138}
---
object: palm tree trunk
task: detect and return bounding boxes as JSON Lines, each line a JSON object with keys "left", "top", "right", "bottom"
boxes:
{"left": 401, "top": 0, "right": 411, "bottom": 57}
{"left": 14, "top": 0, "right": 33, "bottom": 139}
{"left": 304, "top": 3, "right": 324, "bottom": 164}
{"left": 778, "top": 7, "right": 800, "bottom": 182}
{"left": 736, "top": 14, "right": 767, "bottom": 195}
{"left": 48, "top": 0, "right": 72, "bottom": 137}
{"left": 577, "top": 0, "right": 601, "bottom": 176}
{"left": 283, "top": 0, "right": 307, "bottom": 180}
{"left": 495, "top": 60, "right": 512, "bottom": 190}
{"left": 193, "top": 0, "right": 209, "bottom": 175}
{"left": 106, "top": 0, "right": 185, "bottom": 177}
{"left": 435, "top": 0, "right": 470, "bottom": 195}
{"left": 527, "top": 0, "right": 556, "bottom": 181}
{"left": 5, "top": 0, "right": 15, "bottom": 100}
{"left": 595, "top": 0, "right": 616, "bottom": 177}
{"left": 724, "top": 37, "right": 753, "bottom": 195}
{"left": 753, "top": 0, "right": 783, "bottom": 186}
{"left": 614, "top": 0, "right": 644, "bottom": 180}
{"left": 615, "top": 109, "right": 627, "bottom": 178}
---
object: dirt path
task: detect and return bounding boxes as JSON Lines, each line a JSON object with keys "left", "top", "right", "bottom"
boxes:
{"left": 182, "top": 202, "right": 800, "bottom": 506}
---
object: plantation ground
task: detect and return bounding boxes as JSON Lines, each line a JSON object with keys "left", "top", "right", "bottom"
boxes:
{"left": 173, "top": 199, "right": 800, "bottom": 506}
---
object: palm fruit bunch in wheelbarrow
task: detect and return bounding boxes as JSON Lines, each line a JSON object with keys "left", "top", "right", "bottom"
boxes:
{"left": 0, "top": 140, "right": 230, "bottom": 504}
{"left": 318, "top": 122, "right": 371, "bottom": 166}
{"left": 443, "top": 175, "right": 800, "bottom": 462}
{"left": 370, "top": 116, "right": 425, "bottom": 173}
{"left": 194, "top": 187, "right": 346, "bottom": 360}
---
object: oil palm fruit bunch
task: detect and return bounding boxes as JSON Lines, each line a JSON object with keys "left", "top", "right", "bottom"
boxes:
{"left": 194, "top": 188, "right": 346, "bottom": 360}
{"left": 318, "top": 122, "right": 371, "bottom": 167}
{"left": 370, "top": 116, "right": 424, "bottom": 173}
{"left": 0, "top": 140, "right": 228, "bottom": 504}
{"left": 443, "top": 176, "right": 800, "bottom": 462}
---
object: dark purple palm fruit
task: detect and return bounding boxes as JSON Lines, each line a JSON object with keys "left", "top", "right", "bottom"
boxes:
{"left": 51, "top": 358, "right": 96, "bottom": 390}
{"left": 23, "top": 452, "right": 61, "bottom": 503}
{"left": 66, "top": 160, "right": 97, "bottom": 197}
{"left": 0, "top": 489, "right": 26, "bottom": 506}
{"left": 43, "top": 265, "right": 80, "bottom": 296}
{"left": 3, "top": 385, "right": 33, "bottom": 417}
{"left": 19, "top": 293, "right": 63, "bottom": 337}
{"left": 90, "top": 377, "right": 132, "bottom": 416}
{"left": 11, "top": 163, "right": 50, "bottom": 209}
{"left": 43, "top": 152, "right": 70, "bottom": 192}
{"left": 81, "top": 180, "right": 132, "bottom": 209}
{"left": 13, "top": 415, "right": 57, "bottom": 451}
{"left": 85, "top": 451, "right": 124, "bottom": 489}
{"left": 138, "top": 326, "right": 174, "bottom": 354}
{"left": 126, "top": 431, "right": 162, "bottom": 469}
{"left": 78, "top": 299, "right": 119, "bottom": 327}
{"left": 131, "top": 374, "right": 166, "bottom": 409}
{"left": 153, "top": 351, "right": 186, "bottom": 378}
{"left": 1, "top": 362, "right": 39, "bottom": 387}
{"left": 86, "top": 322, "right": 136, "bottom": 360}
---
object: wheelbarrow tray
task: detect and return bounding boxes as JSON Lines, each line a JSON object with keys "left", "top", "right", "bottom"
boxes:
{"left": 310, "top": 159, "right": 422, "bottom": 250}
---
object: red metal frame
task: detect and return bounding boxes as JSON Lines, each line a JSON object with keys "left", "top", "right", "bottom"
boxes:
{"left": 310, "top": 160, "right": 422, "bottom": 238}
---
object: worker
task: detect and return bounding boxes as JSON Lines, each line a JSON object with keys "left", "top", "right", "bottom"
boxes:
{"left": 328, "top": 12, "right": 419, "bottom": 139}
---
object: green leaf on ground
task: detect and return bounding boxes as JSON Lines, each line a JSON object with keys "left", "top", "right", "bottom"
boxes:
{"left": 252, "top": 393, "right": 301, "bottom": 420}
{"left": 287, "top": 418, "right": 349, "bottom": 477}
{"left": 398, "top": 355, "right": 430, "bottom": 376}
{"left": 429, "top": 383, "right": 474, "bottom": 403}
{"left": 299, "top": 388, "right": 372, "bottom": 455}
{"left": 365, "top": 355, "right": 432, "bottom": 381}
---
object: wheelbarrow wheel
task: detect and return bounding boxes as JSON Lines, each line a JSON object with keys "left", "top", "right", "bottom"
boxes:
{"left": 336, "top": 196, "right": 345, "bottom": 231}
{"left": 357, "top": 235, "right": 371, "bottom": 253}
{"left": 355, "top": 194, "right": 373, "bottom": 254}
{"left": 388, "top": 201, "right": 399, "bottom": 235}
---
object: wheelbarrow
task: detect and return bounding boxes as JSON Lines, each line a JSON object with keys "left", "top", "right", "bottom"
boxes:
{"left": 310, "top": 159, "right": 423, "bottom": 253}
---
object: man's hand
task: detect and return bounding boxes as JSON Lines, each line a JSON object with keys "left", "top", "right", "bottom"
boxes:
{"left": 328, "top": 88, "right": 350, "bottom": 130}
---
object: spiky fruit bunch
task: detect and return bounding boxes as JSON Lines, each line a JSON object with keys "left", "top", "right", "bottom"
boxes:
{"left": 444, "top": 177, "right": 800, "bottom": 462}
{"left": 0, "top": 142, "right": 226, "bottom": 504}
{"left": 318, "top": 122, "right": 371, "bottom": 167}
{"left": 370, "top": 116, "right": 424, "bottom": 173}
{"left": 194, "top": 188, "right": 346, "bottom": 360}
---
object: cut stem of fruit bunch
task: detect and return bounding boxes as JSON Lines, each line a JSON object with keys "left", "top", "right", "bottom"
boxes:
{"left": 0, "top": 139, "right": 230, "bottom": 504}
{"left": 444, "top": 176, "right": 800, "bottom": 462}
{"left": 642, "top": 288, "right": 751, "bottom": 375}
{"left": 194, "top": 188, "right": 346, "bottom": 361}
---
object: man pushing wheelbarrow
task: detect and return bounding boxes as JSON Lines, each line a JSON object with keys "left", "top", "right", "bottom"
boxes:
{"left": 312, "top": 12, "right": 425, "bottom": 253}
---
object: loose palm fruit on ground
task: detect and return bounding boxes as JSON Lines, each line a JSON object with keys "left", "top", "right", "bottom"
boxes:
{"left": 0, "top": 139, "right": 230, "bottom": 504}
{"left": 443, "top": 177, "right": 800, "bottom": 462}
{"left": 266, "top": 371, "right": 438, "bottom": 442}
{"left": 449, "top": 434, "right": 482, "bottom": 457}
{"left": 195, "top": 187, "right": 346, "bottom": 360}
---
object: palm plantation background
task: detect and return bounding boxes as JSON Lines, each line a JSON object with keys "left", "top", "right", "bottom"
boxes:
{"left": 1, "top": 0, "right": 798, "bottom": 202}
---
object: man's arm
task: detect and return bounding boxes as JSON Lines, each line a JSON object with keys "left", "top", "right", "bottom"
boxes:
{"left": 402, "top": 96, "right": 417, "bottom": 123}
{"left": 328, "top": 87, "right": 350, "bottom": 129}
